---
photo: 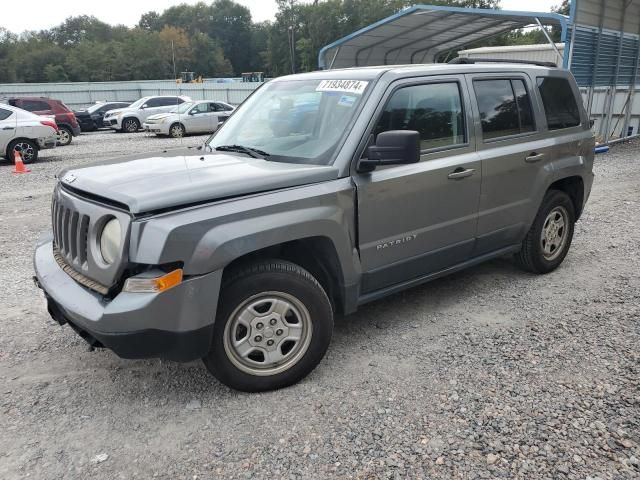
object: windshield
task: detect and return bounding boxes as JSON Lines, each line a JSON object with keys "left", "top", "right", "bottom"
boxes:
{"left": 173, "top": 102, "right": 195, "bottom": 114}
{"left": 129, "top": 98, "right": 148, "bottom": 109}
{"left": 208, "top": 79, "right": 370, "bottom": 165}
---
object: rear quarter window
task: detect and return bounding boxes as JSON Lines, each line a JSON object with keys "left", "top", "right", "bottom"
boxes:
{"left": 536, "top": 77, "right": 581, "bottom": 130}
{"left": 0, "top": 108, "right": 13, "bottom": 121}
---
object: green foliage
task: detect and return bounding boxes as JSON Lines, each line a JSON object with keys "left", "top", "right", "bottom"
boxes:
{"left": 0, "top": 0, "right": 563, "bottom": 84}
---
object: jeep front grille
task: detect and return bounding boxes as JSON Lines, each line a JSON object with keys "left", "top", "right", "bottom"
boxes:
{"left": 52, "top": 197, "right": 90, "bottom": 266}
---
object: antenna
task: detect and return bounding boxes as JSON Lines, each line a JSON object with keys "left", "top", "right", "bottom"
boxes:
{"left": 171, "top": 40, "right": 183, "bottom": 147}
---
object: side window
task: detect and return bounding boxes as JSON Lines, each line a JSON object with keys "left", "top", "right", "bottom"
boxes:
{"left": 191, "top": 103, "right": 209, "bottom": 114}
{"left": 174, "top": 97, "right": 185, "bottom": 105}
{"left": 474, "top": 79, "right": 535, "bottom": 140}
{"left": 21, "top": 100, "right": 50, "bottom": 112}
{"left": 374, "top": 82, "right": 466, "bottom": 151}
{"left": 143, "top": 98, "right": 161, "bottom": 108}
{"left": 537, "top": 77, "right": 581, "bottom": 130}
{"left": 212, "top": 103, "right": 224, "bottom": 112}
{"left": 0, "top": 108, "right": 13, "bottom": 121}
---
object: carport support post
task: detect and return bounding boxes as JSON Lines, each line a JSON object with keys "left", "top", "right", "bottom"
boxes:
{"left": 622, "top": 28, "right": 640, "bottom": 140}
{"left": 587, "top": 0, "right": 606, "bottom": 124}
{"left": 535, "top": 17, "right": 563, "bottom": 66}
{"left": 603, "top": 3, "right": 628, "bottom": 143}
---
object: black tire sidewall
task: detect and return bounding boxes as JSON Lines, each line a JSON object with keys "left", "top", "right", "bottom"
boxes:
{"left": 204, "top": 263, "right": 333, "bottom": 392}
{"left": 527, "top": 190, "right": 576, "bottom": 273}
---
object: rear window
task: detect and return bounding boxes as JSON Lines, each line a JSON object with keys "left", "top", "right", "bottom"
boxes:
{"left": 18, "top": 99, "right": 50, "bottom": 112}
{"left": 0, "top": 108, "right": 13, "bottom": 121}
{"left": 474, "top": 79, "right": 535, "bottom": 140}
{"left": 537, "top": 77, "right": 581, "bottom": 130}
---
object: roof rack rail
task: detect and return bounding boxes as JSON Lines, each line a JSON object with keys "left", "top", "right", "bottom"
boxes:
{"left": 448, "top": 57, "right": 557, "bottom": 68}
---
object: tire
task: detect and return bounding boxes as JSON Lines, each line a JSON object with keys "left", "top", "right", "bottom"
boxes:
{"left": 8, "top": 139, "right": 38, "bottom": 164}
{"left": 515, "top": 189, "right": 575, "bottom": 274}
{"left": 203, "top": 260, "right": 333, "bottom": 392}
{"left": 56, "top": 126, "right": 73, "bottom": 146}
{"left": 169, "top": 123, "right": 185, "bottom": 138}
{"left": 121, "top": 118, "right": 140, "bottom": 133}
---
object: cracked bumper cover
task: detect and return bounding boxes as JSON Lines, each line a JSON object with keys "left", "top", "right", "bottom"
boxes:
{"left": 33, "top": 236, "right": 222, "bottom": 362}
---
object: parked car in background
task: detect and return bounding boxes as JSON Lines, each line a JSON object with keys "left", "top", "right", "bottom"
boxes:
{"left": 74, "top": 102, "right": 131, "bottom": 132}
{"left": 143, "top": 100, "right": 235, "bottom": 138}
{"left": 0, "top": 104, "right": 57, "bottom": 164}
{"left": 103, "top": 96, "right": 192, "bottom": 133}
{"left": 4, "top": 97, "right": 80, "bottom": 146}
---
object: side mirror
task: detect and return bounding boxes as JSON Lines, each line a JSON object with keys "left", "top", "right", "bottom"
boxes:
{"left": 141, "top": 104, "right": 148, "bottom": 109}
{"left": 357, "top": 130, "right": 421, "bottom": 172}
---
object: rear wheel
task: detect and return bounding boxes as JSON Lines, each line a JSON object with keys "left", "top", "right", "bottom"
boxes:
{"left": 121, "top": 118, "right": 140, "bottom": 133}
{"left": 8, "top": 139, "right": 38, "bottom": 164}
{"left": 203, "top": 260, "right": 333, "bottom": 392}
{"left": 515, "top": 189, "right": 575, "bottom": 274}
{"left": 56, "top": 126, "right": 73, "bottom": 146}
{"left": 169, "top": 123, "right": 185, "bottom": 138}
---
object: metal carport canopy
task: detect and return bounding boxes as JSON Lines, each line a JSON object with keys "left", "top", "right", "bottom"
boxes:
{"left": 318, "top": 5, "right": 568, "bottom": 69}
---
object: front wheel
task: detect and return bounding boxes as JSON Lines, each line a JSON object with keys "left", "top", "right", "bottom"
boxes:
{"left": 121, "top": 118, "right": 140, "bottom": 133}
{"left": 169, "top": 123, "right": 185, "bottom": 138}
{"left": 515, "top": 189, "right": 575, "bottom": 274}
{"left": 203, "top": 260, "right": 333, "bottom": 392}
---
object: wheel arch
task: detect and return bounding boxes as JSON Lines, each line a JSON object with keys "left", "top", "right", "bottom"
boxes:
{"left": 547, "top": 175, "right": 585, "bottom": 219}
{"left": 7, "top": 137, "right": 38, "bottom": 158}
{"left": 222, "top": 236, "right": 348, "bottom": 314}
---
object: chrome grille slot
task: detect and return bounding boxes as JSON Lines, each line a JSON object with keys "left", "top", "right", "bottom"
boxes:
{"left": 52, "top": 197, "right": 89, "bottom": 266}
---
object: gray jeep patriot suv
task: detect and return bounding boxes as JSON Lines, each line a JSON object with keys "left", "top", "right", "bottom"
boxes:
{"left": 34, "top": 62, "right": 594, "bottom": 391}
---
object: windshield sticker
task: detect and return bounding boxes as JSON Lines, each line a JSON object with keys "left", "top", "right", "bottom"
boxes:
{"left": 338, "top": 95, "right": 357, "bottom": 107}
{"left": 316, "top": 80, "right": 368, "bottom": 95}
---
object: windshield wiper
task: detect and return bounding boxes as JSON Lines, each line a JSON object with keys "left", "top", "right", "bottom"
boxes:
{"left": 215, "top": 145, "right": 270, "bottom": 159}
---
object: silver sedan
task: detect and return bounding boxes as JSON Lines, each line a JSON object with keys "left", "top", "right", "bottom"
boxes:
{"left": 143, "top": 101, "right": 235, "bottom": 138}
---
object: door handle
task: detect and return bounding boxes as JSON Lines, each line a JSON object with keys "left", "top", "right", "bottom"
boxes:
{"left": 1, "top": 126, "right": 14, "bottom": 130}
{"left": 525, "top": 152, "right": 545, "bottom": 163}
{"left": 448, "top": 168, "right": 476, "bottom": 180}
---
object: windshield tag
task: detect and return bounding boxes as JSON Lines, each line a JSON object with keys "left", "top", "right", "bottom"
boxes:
{"left": 316, "top": 80, "right": 368, "bottom": 95}
{"left": 338, "top": 95, "right": 357, "bottom": 107}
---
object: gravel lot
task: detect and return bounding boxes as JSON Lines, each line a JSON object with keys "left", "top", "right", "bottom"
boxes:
{"left": 1, "top": 131, "right": 638, "bottom": 479}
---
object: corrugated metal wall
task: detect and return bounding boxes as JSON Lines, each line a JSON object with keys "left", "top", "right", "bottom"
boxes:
{"left": 569, "top": 26, "right": 640, "bottom": 87}
{"left": 0, "top": 79, "right": 262, "bottom": 108}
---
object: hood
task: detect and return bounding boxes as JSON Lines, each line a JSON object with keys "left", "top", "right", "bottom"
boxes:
{"left": 103, "top": 108, "right": 129, "bottom": 117}
{"left": 58, "top": 148, "right": 340, "bottom": 214}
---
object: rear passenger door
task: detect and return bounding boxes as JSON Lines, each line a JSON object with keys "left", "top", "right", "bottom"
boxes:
{"left": 468, "top": 74, "right": 552, "bottom": 255}
{"left": 354, "top": 76, "right": 482, "bottom": 294}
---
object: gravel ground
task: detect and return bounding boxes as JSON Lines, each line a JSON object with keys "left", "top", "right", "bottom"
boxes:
{"left": 0, "top": 131, "right": 638, "bottom": 479}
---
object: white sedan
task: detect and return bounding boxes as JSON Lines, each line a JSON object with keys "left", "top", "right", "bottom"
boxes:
{"left": 143, "top": 101, "right": 235, "bottom": 138}
{"left": 0, "top": 104, "right": 58, "bottom": 164}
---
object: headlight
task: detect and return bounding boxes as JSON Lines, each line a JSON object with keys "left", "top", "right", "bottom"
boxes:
{"left": 99, "top": 218, "right": 121, "bottom": 264}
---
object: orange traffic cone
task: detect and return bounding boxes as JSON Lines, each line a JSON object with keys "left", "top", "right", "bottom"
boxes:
{"left": 13, "top": 149, "right": 31, "bottom": 174}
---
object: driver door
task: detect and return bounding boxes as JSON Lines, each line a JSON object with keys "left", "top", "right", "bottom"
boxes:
{"left": 354, "top": 77, "right": 481, "bottom": 294}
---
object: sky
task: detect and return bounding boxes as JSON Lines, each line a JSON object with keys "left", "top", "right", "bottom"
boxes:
{"left": 1, "top": 0, "right": 562, "bottom": 34}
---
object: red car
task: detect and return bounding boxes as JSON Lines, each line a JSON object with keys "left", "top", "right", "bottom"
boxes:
{"left": 7, "top": 97, "right": 80, "bottom": 146}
